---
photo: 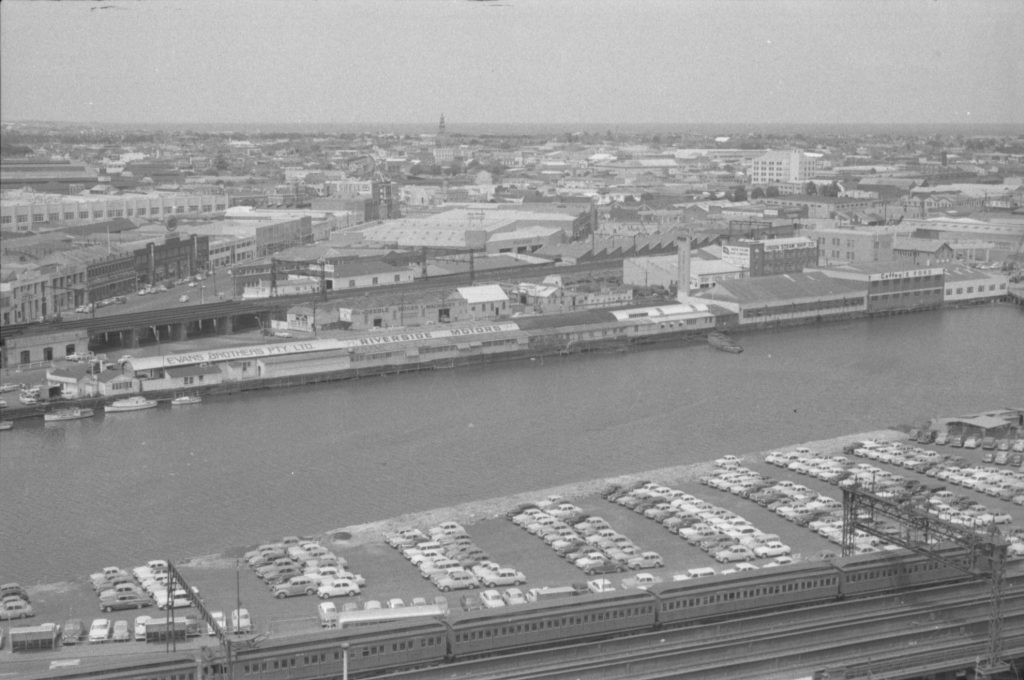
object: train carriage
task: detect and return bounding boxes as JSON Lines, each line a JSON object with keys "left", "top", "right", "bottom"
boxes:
{"left": 649, "top": 561, "right": 839, "bottom": 626}
{"left": 833, "top": 547, "right": 971, "bottom": 599}
{"left": 230, "top": 619, "right": 448, "bottom": 679}
{"left": 446, "top": 589, "right": 657, "bottom": 659}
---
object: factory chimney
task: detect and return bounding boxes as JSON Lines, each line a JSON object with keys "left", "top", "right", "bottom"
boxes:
{"left": 676, "top": 229, "right": 692, "bottom": 303}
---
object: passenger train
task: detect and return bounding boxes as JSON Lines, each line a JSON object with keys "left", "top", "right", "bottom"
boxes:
{"left": 20, "top": 548, "right": 973, "bottom": 680}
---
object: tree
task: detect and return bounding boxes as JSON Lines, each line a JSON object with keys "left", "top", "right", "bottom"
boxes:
{"left": 765, "top": 186, "right": 780, "bottom": 198}
{"left": 750, "top": 187, "right": 766, "bottom": 200}
{"left": 731, "top": 186, "right": 748, "bottom": 202}
{"left": 804, "top": 181, "right": 818, "bottom": 195}
{"left": 820, "top": 181, "right": 841, "bottom": 198}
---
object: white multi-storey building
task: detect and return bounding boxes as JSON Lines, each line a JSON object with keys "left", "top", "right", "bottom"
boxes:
{"left": 749, "top": 150, "right": 824, "bottom": 185}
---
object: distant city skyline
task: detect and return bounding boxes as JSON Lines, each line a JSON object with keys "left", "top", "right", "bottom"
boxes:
{"left": 1, "top": 0, "right": 1022, "bottom": 127}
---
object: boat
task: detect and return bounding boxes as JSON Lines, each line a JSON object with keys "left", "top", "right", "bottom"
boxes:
{"left": 708, "top": 331, "right": 743, "bottom": 354}
{"left": 170, "top": 394, "right": 202, "bottom": 406}
{"left": 44, "top": 407, "right": 95, "bottom": 422}
{"left": 104, "top": 396, "right": 158, "bottom": 413}
{"left": 0, "top": 421, "right": 12, "bottom": 431}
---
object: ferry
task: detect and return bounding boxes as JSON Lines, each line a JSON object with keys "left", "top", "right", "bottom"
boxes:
{"left": 43, "top": 407, "right": 95, "bottom": 422}
{"left": 708, "top": 331, "right": 743, "bottom": 354}
{"left": 170, "top": 394, "right": 202, "bottom": 406}
{"left": 104, "top": 396, "right": 158, "bottom": 413}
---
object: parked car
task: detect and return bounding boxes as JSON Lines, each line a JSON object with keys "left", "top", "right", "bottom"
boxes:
{"left": 479, "top": 589, "right": 505, "bottom": 609}
{"left": 433, "top": 570, "right": 479, "bottom": 592}
{"left": 714, "top": 544, "right": 756, "bottom": 563}
{"left": 231, "top": 608, "right": 252, "bottom": 634}
{"left": 88, "top": 618, "right": 112, "bottom": 643}
{"left": 0, "top": 598, "right": 34, "bottom": 619}
{"left": 317, "top": 579, "right": 360, "bottom": 599}
{"left": 627, "top": 551, "right": 664, "bottom": 570}
{"left": 112, "top": 620, "right": 131, "bottom": 642}
{"left": 271, "top": 576, "right": 318, "bottom": 599}
{"left": 135, "top": 615, "right": 152, "bottom": 641}
{"left": 0, "top": 583, "right": 28, "bottom": 602}
{"left": 62, "top": 618, "right": 86, "bottom": 645}
{"left": 477, "top": 566, "right": 526, "bottom": 587}
{"left": 459, "top": 593, "right": 484, "bottom": 612}
{"left": 100, "top": 591, "right": 154, "bottom": 612}
{"left": 502, "top": 587, "right": 527, "bottom": 606}
{"left": 753, "top": 541, "right": 792, "bottom": 558}
{"left": 207, "top": 611, "right": 226, "bottom": 636}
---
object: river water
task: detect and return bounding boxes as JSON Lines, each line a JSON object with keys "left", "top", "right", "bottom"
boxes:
{"left": 2, "top": 305, "right": 1021, "bottom": 584}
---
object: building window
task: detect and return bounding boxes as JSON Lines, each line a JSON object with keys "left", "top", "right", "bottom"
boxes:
{"left": 16, "top": 214, "right": 28, "bottom": 223}
{"left": 0, "top": 216, "right": 11, "bottom": 224}
{"left": 372, "top": 277, "right": 378, "bottom": 285}
{"left": 79, "top": 211, "right": 89, "bottom": 219}
{"left": 64, "top": 212, "right": 75, "bottom": 220}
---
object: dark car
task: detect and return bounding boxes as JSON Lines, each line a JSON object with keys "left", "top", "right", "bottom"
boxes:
{"left": 62, "top": 618, "right": 86, "bottom": 645}
{"left": 99, "top": 591, "right": 155, "bottom": 612}
{"left": 0, "top": 583, "right": 29, "bottom": 603}
{"left": 459, "top": 593, "right": 484, "bottom": 612}
{"left": 582, "top": 560, "right": 623, "bottom": 575}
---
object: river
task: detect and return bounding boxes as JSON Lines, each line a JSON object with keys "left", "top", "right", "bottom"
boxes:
{"left": 1, "top": 305, "right": 1021, "bottom": 585}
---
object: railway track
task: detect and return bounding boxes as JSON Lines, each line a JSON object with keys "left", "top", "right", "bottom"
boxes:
{"left": 397, "top": 582, "right": 1024, "bottom": 680}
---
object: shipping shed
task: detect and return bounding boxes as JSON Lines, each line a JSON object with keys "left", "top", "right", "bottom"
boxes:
{"left": 10, "top": 623, "right": 61, "bottom": 652}
{"left": 688, "top": 272, "right": 867, "bottom": 327}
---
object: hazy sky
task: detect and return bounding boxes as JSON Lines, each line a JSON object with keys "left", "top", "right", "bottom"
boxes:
{"left": 1, "top": 0, "right": 1022, "bottom": 126}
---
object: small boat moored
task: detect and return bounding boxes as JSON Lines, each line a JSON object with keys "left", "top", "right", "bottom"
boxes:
{"left": 0, "top": 421, "right": 13, "bottom": 431}
{"left": 104, "top": 396, "right": 158, "bottom": 413}
{"left": 708, "top": 331, "right": 743, "bottom": 354}
{"left": 44, "top": 407, "right": 95, "bottom": 422}
{"left": 170, "top": 394, "right": 202, "bottom": 406}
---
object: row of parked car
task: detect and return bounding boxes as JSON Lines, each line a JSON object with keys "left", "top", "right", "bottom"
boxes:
{"left": 0, "top": 583, "right": 33, "bottom": 620}
{"left": 926, "top": 429, "right": 1024, "bottom": 456}
{"left": 386, "top": 521, "right": 529, "bottom": 593}
{"left": 509, "top": 496, "right": 664, "bottom": 575}
{"left": 757, "top": 441, "right": 1024, "bottom": 556}
{"left": 244, "top": 537, "right": 366, "bottom": 601}
{"left": 606, "top": 473, "right": 794, "bottom": 565}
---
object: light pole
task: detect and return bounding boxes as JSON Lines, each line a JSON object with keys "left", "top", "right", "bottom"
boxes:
{"left": 342, "top": 642, "right": 349, "bottom": 680}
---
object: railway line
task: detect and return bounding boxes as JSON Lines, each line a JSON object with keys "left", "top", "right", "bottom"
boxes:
{"left": 403, "top": 585, "right": 1024, "bottom": 680}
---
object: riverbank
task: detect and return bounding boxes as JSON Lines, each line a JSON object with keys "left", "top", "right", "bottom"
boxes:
{"left": 4, "top": 299, "right": 1015, "bottom": 423}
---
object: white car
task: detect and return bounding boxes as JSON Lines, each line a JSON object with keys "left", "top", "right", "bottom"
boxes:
{"left": 88, "top": 618, "right": 112, "bottom": 643}
{"left": 479, "top": 589, "right": 505, "bottom": 609}
{"left": 317, "top": 578, "right": 361, "bottom": 599}
{"left": 502, "top": 587, "right": 527, "bottom": 606}
{"left": 134, "top": 615, "right": 151, "bottom": 641}
{"left": 231, "top": 608, "right": 252, "bottom": 634}
{"left": 754, "top": 541, "right": 792, "bottom": 558}
{"left": 477, "top": 567, "right": 525, "bottom": 587}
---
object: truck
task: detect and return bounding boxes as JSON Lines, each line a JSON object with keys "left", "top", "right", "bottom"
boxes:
{"left": 144, "top": 615, "right": 201, "bottom": 643}
{"left": 10, "top": 623, "right": 61, "bottom": 652}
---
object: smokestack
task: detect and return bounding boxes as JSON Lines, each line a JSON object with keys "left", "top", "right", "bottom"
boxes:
{"left": 676, "top": 229, "right": 691, "bottom": 302}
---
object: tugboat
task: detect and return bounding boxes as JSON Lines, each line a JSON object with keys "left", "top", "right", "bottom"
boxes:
{"left": 708, "top": 331, "right": 743, "bottom": 354}
{"left": 44, "top": 407, "right": 95, "bottom": 422}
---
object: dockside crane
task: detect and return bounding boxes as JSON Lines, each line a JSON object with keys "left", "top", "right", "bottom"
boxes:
{"left": 839, "top": 483, "right": 1013, "bottom": 679}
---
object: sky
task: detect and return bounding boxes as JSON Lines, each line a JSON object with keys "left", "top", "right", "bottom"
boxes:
{"left": 1, "top": 0, "right": 1022, "bottom": 127}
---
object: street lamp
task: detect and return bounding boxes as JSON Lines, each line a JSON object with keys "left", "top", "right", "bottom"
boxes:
{"left": 342, "top": 642, "right": 349, "bottom": 680}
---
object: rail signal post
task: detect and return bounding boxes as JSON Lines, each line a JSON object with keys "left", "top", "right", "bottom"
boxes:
{"left": 840, "top": 485, "right": 1013, "bottom": 679}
